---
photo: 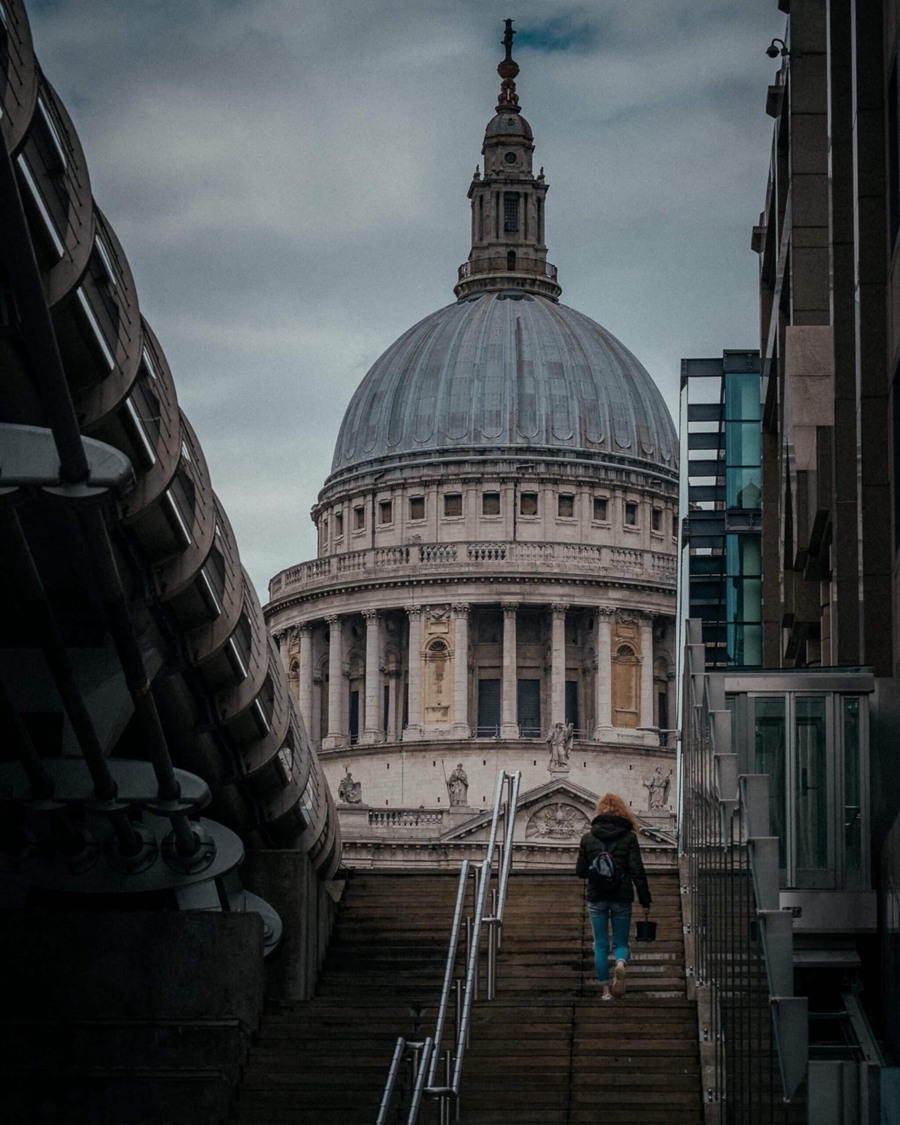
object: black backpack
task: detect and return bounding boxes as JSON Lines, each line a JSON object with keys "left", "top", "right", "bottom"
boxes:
{"left": 587, "top": 839, "right": 629, "bottom": 894}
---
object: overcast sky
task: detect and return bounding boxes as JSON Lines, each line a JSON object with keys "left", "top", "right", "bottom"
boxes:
{"left": 28, "top": 0, "right": 785, "bottom": 600}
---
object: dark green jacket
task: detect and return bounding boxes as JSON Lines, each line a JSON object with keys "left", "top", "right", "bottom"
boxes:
{"left": 576, "top": 813, "right": 652, "bottom": 908}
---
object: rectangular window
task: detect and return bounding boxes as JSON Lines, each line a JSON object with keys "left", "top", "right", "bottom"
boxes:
{"left": 444, "top": 493, "right": 463, "bottom": 517}
{"left": 795, "top": 697, "right": 828, "bottom": 872}
{"left": 651, "top": 507, "right": 662, "bottom": 532}
{"left": 517, "top": 679, "right": 541, "bottom": 738}
{"left": 354, "top": 506, "right": 365, "bottom": 530}
{"left": 477, "top": 678, "right": 501, "bottom": 735}
{"left": 504, "top": 192, "right": 519, "bottom": 233}
{"left": 558, "top": 494, "right": 575, "bottom": 518}
{"left": 409, "top": 496, "right": 425, "bottom": 520}
{"left": 335, "top": 513, "right": 344, "bottom": 537}
{"left": 565, "top": 680, "right": 579, "bottom": 729}
{"left": 593, "top": 497, "right": 608, "bottom": 521}
{"left": 624, "top": 501, "right": 638, "bottom": 526}
{"left": 520, "top": 491, "right": 538, "bottom": 516}
{"left": 754, "top": 697, "right": 787, "bottom": 867}
{"left": 378, "top": 500, "right": 393, "bottom": 525}
{"left": 482, "top": 492, "right": 501, "bottom": 516}
{"left": 843, "top": 697, "right": 862, "bottom": 871}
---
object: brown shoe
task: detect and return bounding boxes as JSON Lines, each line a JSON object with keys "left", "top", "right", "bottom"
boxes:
{"left": 612, "top": 960, "right": 626, "bottom": 998}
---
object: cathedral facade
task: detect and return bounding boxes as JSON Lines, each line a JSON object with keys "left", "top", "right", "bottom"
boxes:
{"left": 265, "top": 24, "right": 679, "bottom": 866}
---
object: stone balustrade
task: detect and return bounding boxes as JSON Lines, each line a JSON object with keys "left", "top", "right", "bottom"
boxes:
{"left": 269, "top": 540, "right": 677, "bottom": 600}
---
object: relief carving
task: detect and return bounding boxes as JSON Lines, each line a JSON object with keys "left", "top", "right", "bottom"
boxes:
{"left": 526, "top": 803, "right": 590, "bottom": 840}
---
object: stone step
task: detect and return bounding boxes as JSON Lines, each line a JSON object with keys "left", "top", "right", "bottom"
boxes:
{"left": 229, "top": 869, "right": 702, "bottom": 1125}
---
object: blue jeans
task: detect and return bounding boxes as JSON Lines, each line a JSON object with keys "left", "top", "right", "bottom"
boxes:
{"left": 587, "top": 899, "right": 632, "bottom": 983}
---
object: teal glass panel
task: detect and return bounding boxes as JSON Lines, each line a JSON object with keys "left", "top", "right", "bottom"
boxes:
{"left": 724, "top": 372, "right": 761, "bottom": 421}
{"left": 725, "top": 420, "right": 762, "bottom": 466}
{"left": 795, "top": 697, "right": 828, "bottom": 871}
{"left": 726, "top": 537, "right": 761, "bottom": 581}
{"left": 843, "top": 697, "right": 861, "bottom": 871}
{"left": 724, "top": 463, "right": 760, "bottom": 508}
{"left": 755, "top": 697, "right": 787, "bottom": 866}
{"left": 726, "top": 465, "right": 762, "bottom": 508}
{"left": 729, "top": 623, "right": 762, "bottom": 667}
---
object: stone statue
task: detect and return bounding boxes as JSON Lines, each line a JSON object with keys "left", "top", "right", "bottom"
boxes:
{"left": 447, "top": 763, "right": 468, "bottom": 806}
{"left": 546, "top": 722, "right": 571, "bottom": 771}
{"left": 338, "top": 769, "right": 363, "bottom": 805}
{"left": 643, "top": 766, "right": 671, "bottom": 810}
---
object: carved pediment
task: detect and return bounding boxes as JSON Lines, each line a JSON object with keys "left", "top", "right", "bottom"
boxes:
{"left": 440, "top": 778, "right": 600, "bottom": 845}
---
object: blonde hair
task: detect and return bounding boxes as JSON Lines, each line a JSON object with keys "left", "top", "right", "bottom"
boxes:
{"left": 595, "top": 792, "right": 636, "bottom": 829}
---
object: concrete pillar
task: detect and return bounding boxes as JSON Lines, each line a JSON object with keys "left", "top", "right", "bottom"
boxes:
{"left": 500, "top": 602, "right": 519, "bottom": 738}
{"left": 323, "top": 614, "right": 345, "bottom": 750}
{"left": 594, "top": 607, "right": 613, "bottom": 736}
{"left": 452, "top": 603, "right": 471, "bottom": 737}
{"left": 403, "top": 606, "right": 424, "bottom": 739}
{"left": 297, "top": 623, "right": 313, "bottom": 730}
{"left": 640, "top": 615, "right": 655, "bottom": 730}
{"left": 550, "top": 603, "right": 567, "bottom": 726}
{"left": 362, "top": 610, "right": 382, "bottom": 744}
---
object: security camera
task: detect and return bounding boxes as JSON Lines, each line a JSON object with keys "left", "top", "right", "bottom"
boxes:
{"left": 766, "top": 43, "right": 780, "bottom": 58}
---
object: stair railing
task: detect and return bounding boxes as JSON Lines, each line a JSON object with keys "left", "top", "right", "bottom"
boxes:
{"left": 376, "top": 769, "right": 520, "bottom": 1125}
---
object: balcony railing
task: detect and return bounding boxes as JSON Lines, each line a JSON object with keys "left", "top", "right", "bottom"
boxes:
{"left": 457, "top": 257, "right": 558, "bottom": 281}
{"left": 269, "top": 540, "right": 677, "bottom": 599}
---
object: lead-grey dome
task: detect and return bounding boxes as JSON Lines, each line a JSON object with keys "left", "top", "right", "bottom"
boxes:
{"left": 327, "top": 291, "right": 677, "bottom": 486}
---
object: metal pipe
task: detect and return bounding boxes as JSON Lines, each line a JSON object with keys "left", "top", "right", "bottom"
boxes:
{"left": 0, "top": 673, "right": 55, "bottom": 802}
{"left": 425, "top": 862, "right": 471, "bottom": 1088}
{"left": 0, "top": 121, "right": 89, "bottom": 484}
{"left": 404, "top": 1036, "right": 434, "bottom": 1125}
{"left": 0, "top": 509, "right": 122, "bottom": 809}
{"left": 76, "top": 507, "right": 183, "bottom": 804}
{"left": 375, "top": 1037, "right": 408, "bottom": 1125}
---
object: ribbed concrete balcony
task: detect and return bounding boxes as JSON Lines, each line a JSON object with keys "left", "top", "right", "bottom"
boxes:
{"left": 269, "top": 540, "right": 677, "bottom": 601}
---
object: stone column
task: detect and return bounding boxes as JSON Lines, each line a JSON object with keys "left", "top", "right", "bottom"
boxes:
{"left": 452, "top": 603, "right": 471, "bottom": 737}
{"left": 549, "top": 604, "right": 568, "bottom": 726}
{"left": 323, "top": 614, "right": 345, "bottom": 750}
{"left": 297, "top": 622, "right": 313, "bottom": 729}
{"left": 385, "top": 670, "right": 400, "bottom": 741}
{"left": 403, "top": 606, "right": 424, "bottom": 739}
{"left": 594, "top": 607, "right": 614, "bottom": 737}
{"left": 276, "top": 630, "right": 291, "bottom": 674}
{"left": 500, "top": 602, "right": 519, "bottom": 738}
{"left": 362, "top": 610, "right": 382, "bottom": 744}
{"left": 640, "top": 614, "right": 655, "bottom": 730}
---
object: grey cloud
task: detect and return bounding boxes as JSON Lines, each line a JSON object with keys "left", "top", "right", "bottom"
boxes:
{"left": 27, "top": 0, "right": 786, "bottom": 597}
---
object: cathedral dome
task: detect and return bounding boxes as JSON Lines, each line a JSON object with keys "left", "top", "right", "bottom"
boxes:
{"left": 327, "top": 290, "right": 677, "bottom": 484}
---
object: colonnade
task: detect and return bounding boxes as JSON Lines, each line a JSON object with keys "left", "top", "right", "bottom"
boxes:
{"left": 277, "top": 602, "right": 667, "bottom": 750}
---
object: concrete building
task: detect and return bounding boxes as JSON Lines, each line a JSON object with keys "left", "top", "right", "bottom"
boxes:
{"left": 677, "top": 3, "right": 900, "bottom": 1118}
{"left": 265, "top": 22, "right": 680, "bottom": 867}
{"left": 0, "top": 0, "right": 341, "bottom": 1118}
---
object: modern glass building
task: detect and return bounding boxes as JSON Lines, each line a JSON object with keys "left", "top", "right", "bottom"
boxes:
{"left": 679, "top": 350, "right": 762, "bottom": 670}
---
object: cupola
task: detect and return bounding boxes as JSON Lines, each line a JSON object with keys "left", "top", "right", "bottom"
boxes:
{"left": 454, "top": 19, "right": 561, "bottom": 301}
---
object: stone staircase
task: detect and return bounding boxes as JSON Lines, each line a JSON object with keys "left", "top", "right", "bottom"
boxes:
{"left": 229, "top": 866, "right": 702, "bottom": 1124}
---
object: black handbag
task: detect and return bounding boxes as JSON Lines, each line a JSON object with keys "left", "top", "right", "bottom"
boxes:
{"left": 635, "top": 908, "right": 657, "bottom": 942}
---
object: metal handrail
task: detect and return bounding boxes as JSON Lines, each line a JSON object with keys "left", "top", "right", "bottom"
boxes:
{"left": 376, "top": 770, "right": 520, "bottom": 1125}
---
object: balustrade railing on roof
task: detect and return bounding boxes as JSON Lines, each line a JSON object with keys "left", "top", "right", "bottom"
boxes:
{"left": 269, "top": 540, "right": 676, "bottom": 599}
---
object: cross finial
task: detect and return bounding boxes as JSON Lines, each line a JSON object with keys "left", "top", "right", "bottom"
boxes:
{"left": 497, "top": 18, "right": 520, "bottom": 111}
